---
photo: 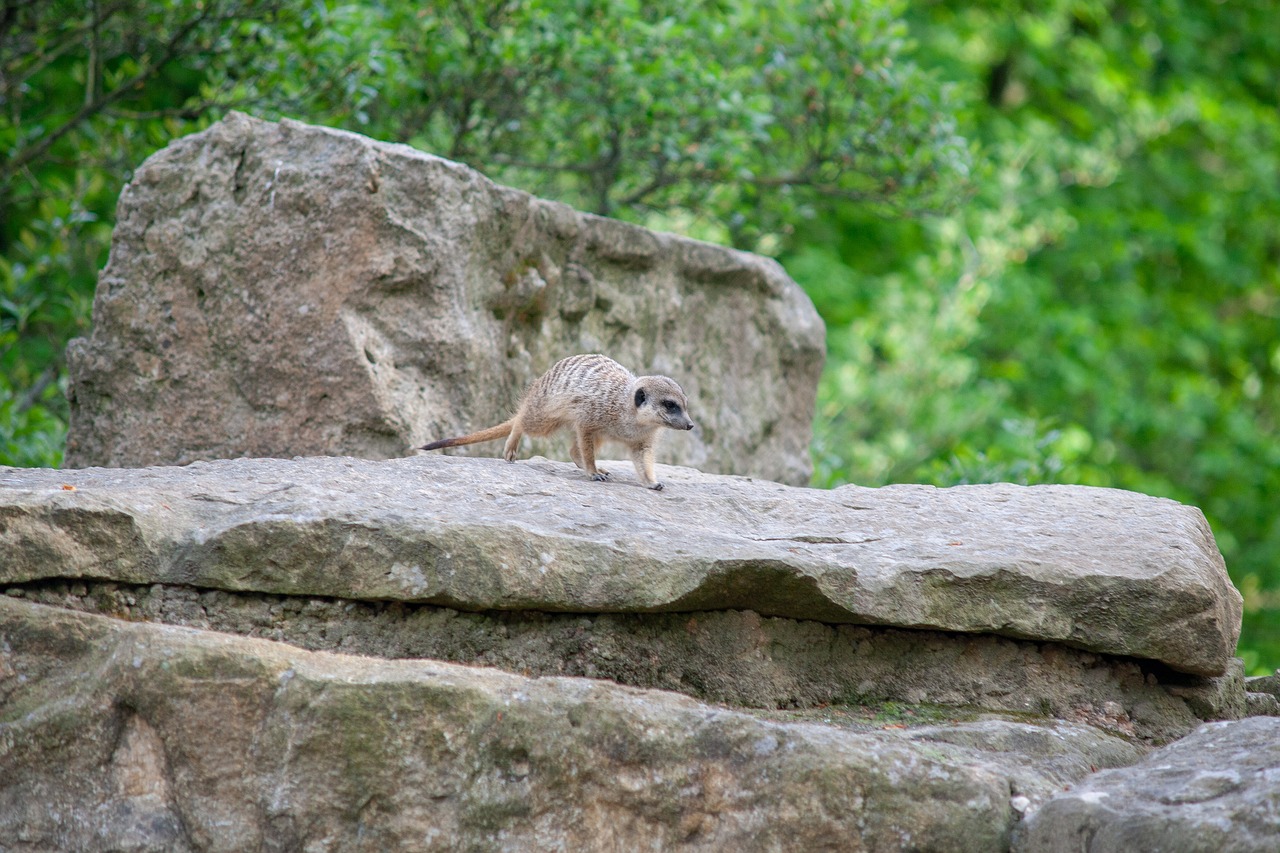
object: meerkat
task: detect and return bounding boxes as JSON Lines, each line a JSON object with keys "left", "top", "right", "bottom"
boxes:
{"left": 417, "top": 354, "right": 694, "bottom": 489}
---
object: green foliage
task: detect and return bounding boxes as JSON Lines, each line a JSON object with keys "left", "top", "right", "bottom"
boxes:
{"left": 255, "top": 0, "right": 969, "bottom": 245}
{"left": 0, "top": 0, "right": 294, "bottom": 466}
{"left": 788, "top": 0, "right": 1280, "bottom": 672}
{"left": 0, "top": 378, "right": 66, "bottom": 468}
{"left": 3, "top": 0, "right": 965, "bottom": 461}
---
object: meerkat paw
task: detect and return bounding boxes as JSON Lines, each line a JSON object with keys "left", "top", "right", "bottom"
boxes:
{"left": 649, "top": 481, "right": 665, "bottom": 491}
{"left": 590, "top": 472, "right": 610, "bottom": 482}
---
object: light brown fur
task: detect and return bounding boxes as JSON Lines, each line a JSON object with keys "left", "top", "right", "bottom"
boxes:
{"left": 418, "top": 354, "right": 694, "bottom": 489}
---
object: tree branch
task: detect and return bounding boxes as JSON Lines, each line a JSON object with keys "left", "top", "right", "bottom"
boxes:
{"left": 3, "top": 4, "right": 214, "bottom": 181}
{"left": 14, "top": 364, "right": 58, "bottom": 416}
{"left": 617, "top": 159, "right": 676, "bottom": 209}
{"left": 1, "top": 0, "right": 131, "bottom": 92}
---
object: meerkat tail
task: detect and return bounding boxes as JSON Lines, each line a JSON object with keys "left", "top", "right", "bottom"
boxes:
{"left": 418, "top": 420, "right": 514, "bottom": 451}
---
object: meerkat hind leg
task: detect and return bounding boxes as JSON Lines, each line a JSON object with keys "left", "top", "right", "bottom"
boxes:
{"left": 503, "top": 424, "right": 523, "bottom": 462}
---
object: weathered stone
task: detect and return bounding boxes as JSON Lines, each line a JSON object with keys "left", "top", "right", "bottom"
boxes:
{"left": 7, "top": 577, "right": 1228, "bottom": 741}
{"left": 0, "top": 455, "right": 1242, "bottom": 676}
{"left": 0, "top": 597, "right": 1141, "bottom": 852}
{"left": 1245, "top": 691, "right": 1280, "bottom": 717}
{"left": 1244, "top": 671, "right": 1280, "bottom": 717}
{"left": 1014, "top": 717, "right": 1280, "bottom": 853}
{"left": 63, "top": 112, "right": 824, "bottom": 484}
{"left": 1245, "top": 670, "right": 1280, "bottom": 697}
{"left": 904, "top": 720, "right": 1144, "bottom": 813}
{"left": 1166, "top": 658, "right": 1248, "bottom": 720}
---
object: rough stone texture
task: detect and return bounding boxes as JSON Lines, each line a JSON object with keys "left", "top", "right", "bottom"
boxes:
{"left": 63, "top": 111, "right": 824, "bottom": 484}
{"left": 1245, "top": 670, "right": 1280, "bottom": 697}
{"left": 1244, "top": 671, "right": 1280, "bottom": 717}
{"left": 1245, "top": 691, "right": 1280, "bottom": 717}
{"left": 1015, "top": 717, "right": 1280, "bottom": 852}
{"left": 0, "top": 597, "right": 1144, "bottom": 852}
{"left": 904, "top": 720, "right": 1144, "bottom": 818}
{"left": 0, "top": 455, "right": 1242, "bottom": 676}
{"left": 3, "top": 578, "right": 1229, "bottom": 742}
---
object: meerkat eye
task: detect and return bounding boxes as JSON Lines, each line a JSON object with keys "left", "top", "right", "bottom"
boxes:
{"left": 663, "top": 400, "right": 680, "bottom": 413}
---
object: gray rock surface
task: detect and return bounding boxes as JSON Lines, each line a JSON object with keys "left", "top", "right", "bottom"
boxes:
{"left": 0, "top": 455, "right": 1242, "bottom": 677}
{"left": 1245, "top": 670, "right": 1280, "bottom": 697}
{"left": 7, "top": 577, "right": 1226, "bottom": 742}
{"left": 1015, "top": 717, "right": 1280, "bottom": 852}
{"left": 1244, "top": 671, "right": 1280, "bottom": 717}
{"left": 63, "top": 112, "right": 824, "bottom": 484}
{"left": 0, "top": 596, "right": 1143, "bottom": 852}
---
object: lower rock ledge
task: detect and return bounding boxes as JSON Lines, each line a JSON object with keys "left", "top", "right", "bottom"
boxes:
{"left": 4, "top": 579, "right": 1245, "bottom": 743}
{"left": 2, "top": 595, "right": 1142, "bottom": 852}
{"left": 1013, "top": 716, "right": 1280, "bottom": 853}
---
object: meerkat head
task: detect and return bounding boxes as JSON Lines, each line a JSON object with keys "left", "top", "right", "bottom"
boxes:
{"left": 633, "top": 376, "right": 695, "bottom": 432}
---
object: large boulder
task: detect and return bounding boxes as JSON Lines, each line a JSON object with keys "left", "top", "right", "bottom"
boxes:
{"left": 0, "top": 596, "right": 1143, "bottom": 852}
{"left": 0, "top": 457, "right": 1257, "bottom": 848}
{"left": 63, "top": 112, "right": 824, "bottom": 485}
{"left": 1015, "top": 717, "right": 1280, "bottom": 852}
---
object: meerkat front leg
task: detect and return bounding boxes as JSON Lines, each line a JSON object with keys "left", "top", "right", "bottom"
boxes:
{"left": 576, "top": 428, "right": 609, "bottom": 481}
{"left": 630, "top": 444, "right": 663, "bottom": 490}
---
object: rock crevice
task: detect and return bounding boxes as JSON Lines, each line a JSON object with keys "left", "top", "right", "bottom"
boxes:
{"left": 0, "top": 455, "right": 1248, "bottom": 746}
{"left": 0, "top": 456, "right": 1243, "bottom": 676}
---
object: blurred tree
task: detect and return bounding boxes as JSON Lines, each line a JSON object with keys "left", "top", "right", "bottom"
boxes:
{"left": 786, "top": 0, "right": 1280, "bottom": 671}
{"left": 1, "top": 0, "right": 293, "bottom": 463}
{"left": 257, "top": 0, "right": 969, "bottom": 246}
{"left": 1, "top": 0, "right": 966, "bottom": 467}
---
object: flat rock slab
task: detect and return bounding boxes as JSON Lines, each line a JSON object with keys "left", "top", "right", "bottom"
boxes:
{"left": 0, "top": 597, "right": 1142, "bottom": 851}
{"left": 1015, "top": 716, "right": 1280, "bottom": 852}
{"left": 0, "top": 455, "right": 1240, "bottom": 675}
{"left": 11, "top": 577, "right": 1238, "bottom": 742}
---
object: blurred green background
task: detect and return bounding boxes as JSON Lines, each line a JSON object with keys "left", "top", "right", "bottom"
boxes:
{"left": 4, "top": 1, "right": 1276, "bottom": 671}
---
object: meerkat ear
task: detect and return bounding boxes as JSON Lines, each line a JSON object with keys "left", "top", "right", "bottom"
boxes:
{"left": 634, "top": 388, "right": 647, "bottom": 407}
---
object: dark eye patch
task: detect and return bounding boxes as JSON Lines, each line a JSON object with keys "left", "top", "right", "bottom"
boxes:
{"left": 663, "top": 400, "right": 680, "bottom": 413}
